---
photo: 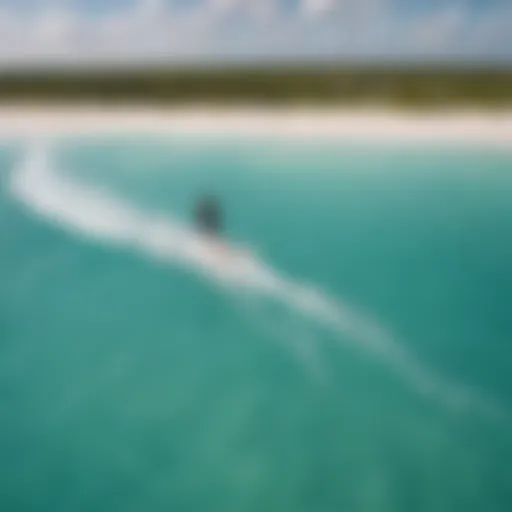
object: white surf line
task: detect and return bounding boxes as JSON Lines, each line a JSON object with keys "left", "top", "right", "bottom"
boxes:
{"left": 9, "top": 143, "right": 512, "bottom": 425}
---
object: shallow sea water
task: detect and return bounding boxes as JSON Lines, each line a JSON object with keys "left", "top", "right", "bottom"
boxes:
{"left": 1, "top": 137, "right": 511, "bottom": 512}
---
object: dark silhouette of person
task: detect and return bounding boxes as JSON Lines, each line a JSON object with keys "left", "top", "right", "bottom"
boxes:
{"left": 195, "top": 195, "right": 222, "bottom": 237}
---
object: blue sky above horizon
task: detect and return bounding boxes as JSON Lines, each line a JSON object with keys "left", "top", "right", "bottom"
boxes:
{"left": 0, "top": 0, "right": 510, "bottom": 68}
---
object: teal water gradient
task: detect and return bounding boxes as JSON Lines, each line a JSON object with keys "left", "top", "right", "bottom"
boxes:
{"left": 1, "top": 139, "right": 511, "bottom": 511}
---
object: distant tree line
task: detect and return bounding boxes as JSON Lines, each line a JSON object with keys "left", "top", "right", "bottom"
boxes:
{"left": 0, "top": 66, "right": 510, "bottom": 107}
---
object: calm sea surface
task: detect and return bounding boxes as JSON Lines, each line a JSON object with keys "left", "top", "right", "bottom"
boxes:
{"left": 1, "top": 137, "right": 511, "bottom": 512}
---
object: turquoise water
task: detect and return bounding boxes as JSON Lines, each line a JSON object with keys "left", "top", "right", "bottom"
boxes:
{"left": 1, "top": 138, "right": 511, "bottom": 511}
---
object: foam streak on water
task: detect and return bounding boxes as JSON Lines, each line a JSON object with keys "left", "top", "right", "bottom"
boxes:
{"left": 10, "top": 143, "right": 511, "bottom": 425}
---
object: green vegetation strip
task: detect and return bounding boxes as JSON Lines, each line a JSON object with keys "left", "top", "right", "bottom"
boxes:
{"left": 0, "top": 66, "right": 511, "bottom": 107}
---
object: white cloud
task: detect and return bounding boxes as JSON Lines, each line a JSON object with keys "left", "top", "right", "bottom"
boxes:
{"left": 247, "top": 0, "right": 277, "bottom": 22}
{"left": 0, "top": 0, "right": 509, "bottom": 68}
{"left": 210, "top": 0, "right": 239, "bottom": 13}
{"left": 300, "top": 0, "right": 336, "bottom": 20}
{"left": 36, "top": 7, "right": 80, "bottom": 45}
{"left": 96, "top": 0, "right": 170, "bottom": 38}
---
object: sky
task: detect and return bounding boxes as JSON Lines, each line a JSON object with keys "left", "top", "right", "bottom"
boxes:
{"left": 0, "top": 0, "right": 510, "bottom": 69}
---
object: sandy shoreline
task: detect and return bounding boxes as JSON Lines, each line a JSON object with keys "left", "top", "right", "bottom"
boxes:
{"left": 0, "top": 105, "right": 512, "bottom": 145}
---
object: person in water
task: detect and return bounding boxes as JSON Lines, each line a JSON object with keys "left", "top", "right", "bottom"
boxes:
{"left": 195, "top": 195, "right": 222, "bottom": 237}
{"left": 195, "top": 195, "right": 248, "bottom": 262}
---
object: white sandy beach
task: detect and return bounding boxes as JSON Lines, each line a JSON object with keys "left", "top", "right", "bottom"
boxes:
{"left": 0, "top": 105, "right": 511, "bottom": 145}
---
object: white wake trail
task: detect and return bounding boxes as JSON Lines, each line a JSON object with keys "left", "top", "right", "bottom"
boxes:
{"left": 10, "top": 143, "right": 511, "bottom": 425}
